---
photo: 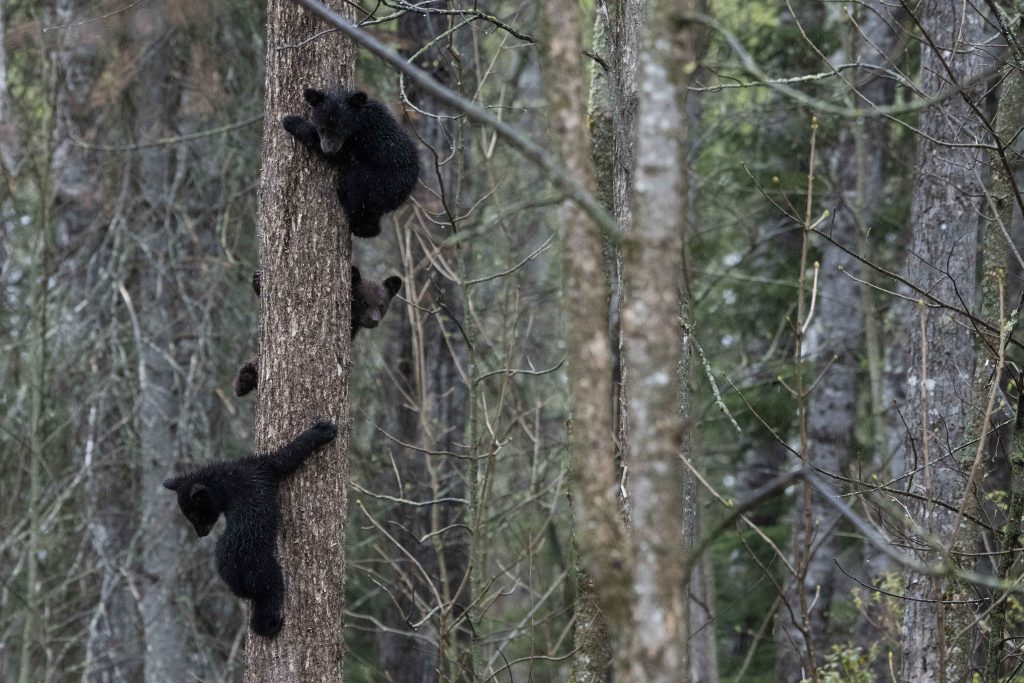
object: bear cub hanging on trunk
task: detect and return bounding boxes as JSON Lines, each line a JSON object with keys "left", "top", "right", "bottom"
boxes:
{"left": 234, "top": 267, "right": 402, "bottom": 396}
{"left": 163, "top": 420, "right": 337, "bottom": 638}
{"left": 283, "top": 88, "right": 419, "bottom": 238}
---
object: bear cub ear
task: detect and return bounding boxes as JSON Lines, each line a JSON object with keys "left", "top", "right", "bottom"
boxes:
{"left": 347, "top": 91, "right": 368, "bottom": 108}
{"left": 384, "top": 276, "right": 403, "bottom": 298}
{"left": 189, "top": 483, "right": 212, "bottom": 505}
{"left": 304, "top": 88, "right": 326, "bottom": 106}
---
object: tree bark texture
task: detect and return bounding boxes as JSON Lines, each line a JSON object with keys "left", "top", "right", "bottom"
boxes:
{"left": 243, "top": 2, "right": 355, "bottom": 680}
{"left": 605, "top": 0, "right": 645, "bottom": 529}
{"left": 896, "top": 3, "right": 988, "bottom": 680}
{"left": 623, "top": 0, "right": 696, "bottom": 680}
{"left": 539, "top": 0, "right": 632, "bottom": 651}
{"left": 774, "top": 3, "right": 901, "bottom": 679}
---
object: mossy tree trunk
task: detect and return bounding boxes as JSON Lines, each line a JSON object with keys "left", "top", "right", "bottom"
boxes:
{"left": 243, "top": 2, "right": 355, "bottom": 680}
{"left": 538, "top": 2, "right": 633, "bottom": 677}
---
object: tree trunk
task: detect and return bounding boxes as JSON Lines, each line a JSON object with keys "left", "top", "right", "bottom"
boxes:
{"left": 538, "top": 0, "right": 632, "bottom": 664}
{"left": 129, "top": 3, "right": 189, "bottom": 679}
{"left": 981, "top": 19, "right": 1024, "bottom": 678}
{"left": 774, "top": 3, "right": 901, "bottom": 679}
{"left": 568, "top": 5, "right": 636, "bottom": 678}
{"left": 243, "top": 1, "right": 355, "bottom": 680}
{"left": 622, "top": 0, "right": 697, "bottom": 680}
{"left": 51, "top": 0, "right": 146, "bottom": 679}
{"left": 896, "top": 3, "right": 989, "bottom": 680}
{"left": 0, "top": 0, "right": 17, "bottom": 174}
{"left": 377, "top": 8, "right": 472, "bottom": 680}
{"left": 606, "top": 0, "right": 645, "bottom": 530}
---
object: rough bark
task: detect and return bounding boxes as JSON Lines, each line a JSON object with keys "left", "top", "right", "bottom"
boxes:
{"left": 242, "top": 1, "right": 355, "bottom": 680}
{"left": 622, "top": 0, "right": 696, "bottom": 679}
{"left": 538, "top": 0, "right": 632, "bottom": 656}
{"left": 607, "top": 0, "right": 645, "bottom": 244}
{"left": 605, "top": 0, "right": 645, "bottom": 529}
{"left": 895, "top": 3, "right": 989, "bottom": 680}
{"left": 774, "top": 3, "right": 901, "bottom": 679}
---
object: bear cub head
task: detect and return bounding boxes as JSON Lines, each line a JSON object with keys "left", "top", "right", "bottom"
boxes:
{"left": 163, "top": 477, "right": 220, "bottom": 538}
{"left": 303, "top": 88, "right": 369, "bottom": 156}
{"left": 352, "top": 265, "right": 402, "bottom": 333}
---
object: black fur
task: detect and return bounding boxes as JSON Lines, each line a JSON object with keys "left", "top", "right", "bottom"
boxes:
{"left": 234, "top": 268, "right": 402, "bottom": 397}
{"left": 282, "top": 88, "right": 419, "bottom": 238}
{"left": 163, "top": 420, "right": 337, "bottom": 637}
{"left": 350, "top": 265, "right": 403, "bottom": 335}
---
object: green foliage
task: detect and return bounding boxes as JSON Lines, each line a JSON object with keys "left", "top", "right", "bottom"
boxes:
{"left": 809, "top": 644, "right": 878, "bottom": 683}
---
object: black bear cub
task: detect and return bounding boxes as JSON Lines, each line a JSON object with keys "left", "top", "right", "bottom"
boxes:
{"left": 283, "top": 88, "right": 419, "bottom": 238}
{"left": 163, "top": 420, "right": 337, "bottom": 638}
{"left": 234, "top": 267, "right": 402, "bottom": 396}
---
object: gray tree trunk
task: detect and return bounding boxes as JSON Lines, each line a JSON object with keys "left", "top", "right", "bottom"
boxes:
{"left": 604, "top": 0, "right": 644, "bottom": 531}
{"left": 981, "top": 22, "right": 1024, "bottom": 679}
{"left": 129, "top": 4, "right": 189, "bottom": 680}
{"left": 623, "top": 0, "right": 697, "bottom": 679}
{"left": 0, "top": 0, "right": 16, "bottom": 174}
{"left": 774, "top": 3, "right": 901, "bottom": 679}
{"left": 688, "top": 523, "right": 719, "bottom": 683}
{"left": 50, "top": 0, "right": 145, "bottom": 679}
{"left": 895, "top": 3, "right": 989, "bottom": 680}
{"left": 377, "top": 7, "right": 472, "bottom": 680}
{"left": 682, "top": 23, "right": 718, "bottom": 683}
{"left": 243, "top": 1, "right": 355, "bottom": 680}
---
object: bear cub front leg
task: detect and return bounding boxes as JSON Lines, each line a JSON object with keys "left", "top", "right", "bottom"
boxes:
{"left": 282, "top": 115, "right": 327, "bottom": 157}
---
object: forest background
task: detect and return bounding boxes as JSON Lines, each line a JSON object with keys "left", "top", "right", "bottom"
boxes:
{"left": 3, "top": 0, "right": 1024, "bottom": 681}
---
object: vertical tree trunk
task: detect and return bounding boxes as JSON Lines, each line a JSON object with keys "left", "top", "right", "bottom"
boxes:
{"left": 50, "top": 0, "right": 145, "bottom": 679}
{"left": 981, "top": 19, "right": 1024, "bottom": 678}
{"left": 377, "top": 7, "right": 472, "bottom": 680}
{"left": 573, "top": 5, "right": 634, "bottom": 677}
{"left": 622, "top": 0, "right": 696, "bottom": 679}
{"left": 688, "top": 547, "right": 719, "bottom": 683}
{"left": 243, "top": 1, "right": 355, "bottom": 680}
{"left": 896, "top": 3, "right": 989, "bottom": 680}
{"left": 538, "top": 1, "right": 633, "bottom": 671}
{"left": 606, "top": 0, "right": 645, "bottom": 528}
{"left": 682, "top": 23, "right": 717, "bottom": 683}
{"left": 775, "top": 3, "right": 901, "bottom": 679}
{"left": 0, "top": 0, "right": 16, "bottom": 174}
{"left": 129, "top": 4, "right": 189, "bottom": 679}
